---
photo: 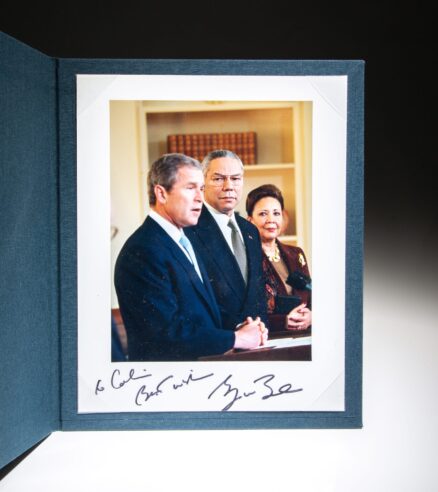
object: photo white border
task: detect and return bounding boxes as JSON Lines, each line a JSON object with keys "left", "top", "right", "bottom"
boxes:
{"left": 77, "top": 74, "right": 347, "bottom": 412}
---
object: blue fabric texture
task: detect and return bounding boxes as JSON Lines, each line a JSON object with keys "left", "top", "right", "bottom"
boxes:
{"left": 0, "top": 32, "right": 59, "bottom": 468}
{"left": 0, "top": 43, "right": 364, "bottom": 464}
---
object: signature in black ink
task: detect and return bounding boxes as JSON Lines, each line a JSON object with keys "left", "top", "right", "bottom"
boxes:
{"left": 135, "top": 375, "right": 174, "bottom": 406}
{"left": 253, "top": 374, "right": 302, "bottom": 400}
{"left": 111, "top": 368, "right": 152, "bottom": 390}
{"left": 208, "top": 375, "right": 256, "bottom": 411}
{"left": 135, "top": 370, "right": 214, "bottom": 407}
{"left": 95, "top": 379, "right": 105, "bottom": 395}
{"left": 208, "top": 374, "right": 302, "bottom": 411}
{"left": 94, "top": 369, "right": 301, "bottom": 411}
{"left": 171, "top": 370, "right": 214, "bottom": 390}
{"left": 95, "top": 368, "right": 152, "bottom": 395}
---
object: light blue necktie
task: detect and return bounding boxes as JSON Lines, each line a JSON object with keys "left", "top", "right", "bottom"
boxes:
{"left": 179, "top": 235, "right": 203, "bottom": 283}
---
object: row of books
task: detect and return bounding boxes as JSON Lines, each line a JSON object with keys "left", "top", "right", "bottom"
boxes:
{"left": 167, "top": 131, "right": 257, "bottom": 165}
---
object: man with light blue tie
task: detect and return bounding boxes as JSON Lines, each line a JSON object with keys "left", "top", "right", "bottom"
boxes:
{"left": 114, "top": 153, "right": 267, "bottom": 361}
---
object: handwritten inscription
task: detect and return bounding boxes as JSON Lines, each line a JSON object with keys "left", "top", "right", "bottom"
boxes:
{"left": 208, "top": 374, "right": 302, "bottom": 411}
{"left": 135, "top": 371, "right": 214, "bottom": 406}
{"left": 95, "top": 368, "right": 302, "bottom": 411}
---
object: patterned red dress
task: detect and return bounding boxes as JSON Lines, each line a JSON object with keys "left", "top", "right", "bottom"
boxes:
{"left": 262, "top": 240, "right": 311, "bottom": 332}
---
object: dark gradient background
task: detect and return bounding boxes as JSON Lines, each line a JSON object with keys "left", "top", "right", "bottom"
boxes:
{"left": 0, "top": 3, "right": 434, "bottom": 274}
{"left": 1, "top": 3, "right": 436, "bottom": 490}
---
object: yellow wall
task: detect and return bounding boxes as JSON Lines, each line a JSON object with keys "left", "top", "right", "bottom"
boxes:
{"left": 110, "top": 101, "right": 144, "bottom": 307}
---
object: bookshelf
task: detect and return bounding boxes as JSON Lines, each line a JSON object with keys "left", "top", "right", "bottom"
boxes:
{"left": 110, "top": 100, "right": 311, "bottom": 307}
{"left": 137, "top": 100, "right": 312, "bottom": 253}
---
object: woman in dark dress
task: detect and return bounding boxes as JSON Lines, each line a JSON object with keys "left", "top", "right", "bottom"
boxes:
{"left": 246, "top": 184, "right": 312, "bottom": 332}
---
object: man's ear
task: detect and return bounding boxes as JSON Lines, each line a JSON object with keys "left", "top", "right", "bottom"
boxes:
{"left": 155, "top": 184, "right": 167, "bottom": 204}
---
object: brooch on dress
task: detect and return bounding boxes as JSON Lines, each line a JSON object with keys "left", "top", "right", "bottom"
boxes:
{"left": 266, "top": 244, "right": 281, "bottom": 262}
{"left": 298, "top": 253, "right": 306, "bottom": 267}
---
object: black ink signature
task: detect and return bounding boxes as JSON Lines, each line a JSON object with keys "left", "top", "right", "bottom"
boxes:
{"left": 111, "top": 368, "right": 152, "bottom": 390}
{"left": 172, "top": 370, "right": 214, "bottom": 390}
{"left": 94, "top": 369, "right": 301, "bottom": 411}
{"left": 208, "top": 375, "right": 256, "bottom": 411}
{"left": 208, "top": 374, "right": 302, "bottom": 411}
{"left": 135, "top": 375, "right": 174, "bottom": 406}
{"left": 95, "top": 379, "right": 105, "bottom": 395}
{"left": 135, "top": 370, "right": 215, "bottom": 407}
{"left": 253, "top": 374, "right": 303, "bottom": 400}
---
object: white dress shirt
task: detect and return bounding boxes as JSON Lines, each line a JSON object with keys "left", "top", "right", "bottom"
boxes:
{"left": 204, "top": 201, "right": 244, "bottom": 254}
{"left": 148, "top": 210, "right": 203, "bottom": 281}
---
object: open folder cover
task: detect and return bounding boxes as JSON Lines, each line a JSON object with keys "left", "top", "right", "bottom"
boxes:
{"left": 0, "top": 30, "right": 364, "bottom": 469}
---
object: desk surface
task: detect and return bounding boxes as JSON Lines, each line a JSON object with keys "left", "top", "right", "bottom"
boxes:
{"left": 199, "top": 333, "right": 311, "bottom": 361}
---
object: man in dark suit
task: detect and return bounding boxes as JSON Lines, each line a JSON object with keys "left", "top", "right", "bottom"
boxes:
{"left": 185, "top": 150, "right": 268, "bottom": 332}
{"left": 114, "top": 153, "right": 267, "bottom": 361}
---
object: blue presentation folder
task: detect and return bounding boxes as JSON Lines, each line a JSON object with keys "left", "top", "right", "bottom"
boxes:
{"left": 0, "top": 30, "right": 364, "bottom": 469}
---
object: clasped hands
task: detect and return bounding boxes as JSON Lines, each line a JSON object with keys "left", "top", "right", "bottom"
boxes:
{"left": 287, "top": 303, "right": 312, "bottom": 331}
{"left": 234, "top": 316, "right": 268, "bottom": 350}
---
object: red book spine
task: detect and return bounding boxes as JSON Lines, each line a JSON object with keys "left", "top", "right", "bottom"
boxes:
{"left": 167, "top": 131, "right": 256, "bottom": 163}
{"left": 224, "top": 133, "right": 230, "bottom": 150}
{"left": 212, "top": 133, "right": 219, "bottom": 150}
{"left": 205, "top": 133, "right": 212, "bottom": 155}
{"left": 177, "top": 135, "right": 184, "bottom": 154}
{"left": 236, "top": 132, "right": 243, "bottom": 162}
{"left": 167, "top": 135, "right": 178, "bottom": 153}
{"left": 192, "top": 134, "right": 199, "bottom": 161}
{"left": 183, "top": 134, "right": 191, "bottom": 156}
{"left": 198, "top": 134, "right": 205, "bottom": 162}
{"left": 248, "top": 131, "right": 257, "bottom": 164}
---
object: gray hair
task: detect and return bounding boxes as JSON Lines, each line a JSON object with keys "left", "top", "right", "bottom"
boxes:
{"left": 201, "top": 149, "right": 244, "bottom": 176}
{"left": 148, "top": 153, "right": 202, "bottom": 205}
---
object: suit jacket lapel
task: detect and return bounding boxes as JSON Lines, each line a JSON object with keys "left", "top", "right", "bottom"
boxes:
{"left": 169, "top": 235, "right": 223, "bottom": 327}
{"left": 195, "top": 207, "right": 246, "bottom": 298}
{"left": 146, "top": 217, "right": 222, "bottom": 327}
{"left": 196, "top": 255, "right": 222, "bottom": 325}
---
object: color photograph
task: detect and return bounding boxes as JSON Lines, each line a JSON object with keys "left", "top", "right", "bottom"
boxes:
{"left": 76, "top": 73, "right": 349, "bottom": 413}
{"left": 109, "top": 99, "right": 313, "bottom": 363}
